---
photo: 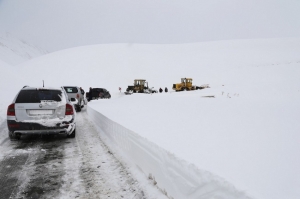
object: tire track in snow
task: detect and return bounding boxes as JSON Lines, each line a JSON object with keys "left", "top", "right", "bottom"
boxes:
{"left": 72, "top": 109, "right": 145, "bottom": 199}
{"left": 8, "top": 136, "right": 67, "bottom": 199}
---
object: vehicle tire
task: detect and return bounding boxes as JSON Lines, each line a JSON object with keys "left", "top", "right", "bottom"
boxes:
{"left": 8, "top": 131, "right": 16, "bottom": 140}
{"left": 67, "top": 128, "right": 76, "bottom": 138}
{"left": 15, "top": 134, "right": 21, "bottom": 140}
{"left": 10, "top": 132, "right": 21, "bottom": 140}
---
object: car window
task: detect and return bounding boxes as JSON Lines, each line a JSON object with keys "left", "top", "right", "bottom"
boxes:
{"left": 16, "top": 90, "right": 62, "bottom": 103}
{"left": 64, "top": 87, "right": 78, "bottom": 93}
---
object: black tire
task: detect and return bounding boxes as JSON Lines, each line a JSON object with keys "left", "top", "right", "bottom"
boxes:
{"left": 16, "top": 134, "right": 21, "bottom": 140}
{"left": 67, "top": 128, "right": 76, "bottom": 138}
{"left": 76, "top": 105, "right": 81, "bottom": 112}
{"left": 8, "top": 131, "right": 16, "bottom": 140}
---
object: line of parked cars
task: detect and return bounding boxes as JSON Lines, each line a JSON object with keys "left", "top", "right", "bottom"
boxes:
{"left": 6, "top": 84, "right": 112, "bottom": 140}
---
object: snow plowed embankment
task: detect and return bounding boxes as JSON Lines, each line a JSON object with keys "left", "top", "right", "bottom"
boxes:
{"left": 87, "top": 106, "right": 251, "bottom": 199}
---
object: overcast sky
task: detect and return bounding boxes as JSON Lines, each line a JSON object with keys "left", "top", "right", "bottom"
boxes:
{"left": 0, "top": 0, "right": 300, "bottom": 51}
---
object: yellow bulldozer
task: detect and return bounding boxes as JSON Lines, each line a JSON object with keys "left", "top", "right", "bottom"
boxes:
{"left": 172, "top": 78, "right": 201, "bottom": 91}
{"left": 125, "top": 79, "right": 157, "bottom": 94}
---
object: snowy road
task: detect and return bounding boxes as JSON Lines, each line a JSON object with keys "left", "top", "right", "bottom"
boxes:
{"left": 0, "top": 109, "right": 149, "bottom": 199}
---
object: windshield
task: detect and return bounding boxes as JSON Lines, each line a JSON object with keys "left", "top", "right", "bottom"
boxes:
{"left": 64, "top": 87, "right": 78, "bottom": 93}
{"left": 16, "top": 90, "right": 62, "bottom": 103}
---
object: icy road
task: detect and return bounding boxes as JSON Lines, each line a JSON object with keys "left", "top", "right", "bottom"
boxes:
{"left": 0, "top": 109, "right": 155, "bottom": 199}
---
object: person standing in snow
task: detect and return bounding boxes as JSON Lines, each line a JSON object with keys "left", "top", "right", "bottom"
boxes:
{"left": 159, "top": 88, "right": 163, "bottom": 93}
{"left": 80, "top": 87, "right": 85, "bottom": 95}
{"left": 165, "top": 87, "right": 168, "bottom": 92}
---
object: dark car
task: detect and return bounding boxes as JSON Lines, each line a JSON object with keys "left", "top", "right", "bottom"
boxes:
{"left": 86, "top": 88, "right": 111, "bottom": 101}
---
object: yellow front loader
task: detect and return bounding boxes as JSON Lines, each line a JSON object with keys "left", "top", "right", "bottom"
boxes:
{"left": 172, "top": 78, "right": 197, "bottom": 91}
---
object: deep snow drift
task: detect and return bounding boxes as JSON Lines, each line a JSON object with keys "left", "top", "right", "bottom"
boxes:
{"left": 1, "top": 38, "right": 300, "bottom": 199}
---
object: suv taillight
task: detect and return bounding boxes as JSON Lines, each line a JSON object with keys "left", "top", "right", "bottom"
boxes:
{"left": 65, "top": 104, "right": 74, "bottom": 115}
{"left": 76, "top": 94, "right": 79, "bottom": 98}
{"left": 7, "top": 103, "right": 15, "bottom": 116}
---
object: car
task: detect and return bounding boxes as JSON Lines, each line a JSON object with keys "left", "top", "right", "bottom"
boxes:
{"left": 86, "top": 88, "right": 111, "bottom": 101}
{"left": 63, "top": 86, "right": 86, "bottom": 112}
{"left": 7, "top": 86, "right": 76, "bottom": 140}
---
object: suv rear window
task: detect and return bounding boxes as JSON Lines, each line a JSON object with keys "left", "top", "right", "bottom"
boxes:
{"left": 16, "top": 90, "right": 62, "bottom": 103}
{"left": 64, "top": 87, "right": 78, "bottom": 93}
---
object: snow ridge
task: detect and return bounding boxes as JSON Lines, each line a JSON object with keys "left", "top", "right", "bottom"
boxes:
{"left": 0, "top": 32, "right": 48, "bottom": 65}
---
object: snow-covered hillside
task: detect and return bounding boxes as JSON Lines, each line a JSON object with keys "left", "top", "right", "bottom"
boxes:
{"left": 1, "top": 38, "right": 299, "bottom": 199}
{"left": 0, "top": 32, "right": 47, "bottom": 65}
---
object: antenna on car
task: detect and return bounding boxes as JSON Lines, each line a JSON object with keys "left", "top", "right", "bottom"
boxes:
{"left": 43, "top": 80, "right": 44, "bottom": 87}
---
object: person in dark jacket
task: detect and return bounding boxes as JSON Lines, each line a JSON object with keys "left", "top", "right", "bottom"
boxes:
{"left": 159, "top": 88, "right": 163, "bottom": 93}
{"left": 165, "top": 87, "right": 168, "bottom": 92}
{"left": 88, "top": 87, "right": 93, "bottom": 101}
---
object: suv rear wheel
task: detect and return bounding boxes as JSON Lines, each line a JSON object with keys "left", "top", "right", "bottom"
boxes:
{"left": 67, "top": 129, "right": 76, "bottom": 138}
{"left": 8, "top": 131, "right": 20, "bottom": 140}
{"left": 76, "top": 105, "right": 81, "bottom": 112}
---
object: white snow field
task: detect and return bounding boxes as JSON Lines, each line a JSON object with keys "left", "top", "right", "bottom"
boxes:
{"left": 1, "top": 38, "right": 300, "bottom": 199}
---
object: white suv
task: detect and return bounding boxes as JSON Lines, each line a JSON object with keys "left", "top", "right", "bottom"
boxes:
{"left": 63, "top": 86, "right": 85, "bottom": 112}
{"left": 7, "top": 86, "right": 76, "bottom": 140}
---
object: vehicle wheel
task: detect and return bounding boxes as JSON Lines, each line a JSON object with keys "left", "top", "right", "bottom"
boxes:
{"left": 8, "top": 131, "right": 16, "bottom": 140}
{"left": 15, "top": 134, "right": 21, "bottom": 140}
{"left": 67, "top": 128, "right": 76, "bottom": 138}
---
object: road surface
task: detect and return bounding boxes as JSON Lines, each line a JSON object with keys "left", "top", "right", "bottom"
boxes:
{"left": 0, "top": 108, "right": 160, "bottom": 199}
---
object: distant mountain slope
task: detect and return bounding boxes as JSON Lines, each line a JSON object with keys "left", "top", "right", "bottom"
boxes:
{"left": 0, "top": 32, "right": 48, "bottom": 65}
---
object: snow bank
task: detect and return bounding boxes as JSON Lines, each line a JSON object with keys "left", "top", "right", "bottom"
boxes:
{"left": 87, "top": 106, "right": 251, "bottom": 199}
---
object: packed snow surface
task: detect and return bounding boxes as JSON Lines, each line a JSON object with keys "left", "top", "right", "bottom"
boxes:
{"left": 1, "top": 39, "right": 300, "bottom": 199}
